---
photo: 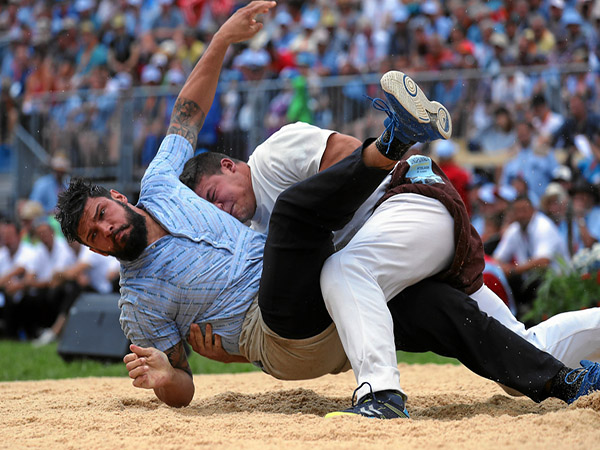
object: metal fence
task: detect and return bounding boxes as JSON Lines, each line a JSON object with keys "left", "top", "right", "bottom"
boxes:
{"left": 5, "top": 62, "right": 594, "bottom": 209}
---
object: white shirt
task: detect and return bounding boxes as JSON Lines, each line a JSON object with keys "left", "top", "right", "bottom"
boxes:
{"left": 248, "top": 122, "right": 391, "bottom": 249}
{"left": 78, "top": 246, "right": 120, "bottom": 294}
{"left": 0, "top": 246, "right": 12, "bottom": 277}
{"left": 47, "top": 237, "right": 77, "bottom": 276}
{"left": 532, "top": 111, "right": 564, "bottom": 138}
{"left": 493, "top": 212, "right": 570, "bottom": 270}
{"left": 14, "top": 241, "right": 48, "bottom": 279}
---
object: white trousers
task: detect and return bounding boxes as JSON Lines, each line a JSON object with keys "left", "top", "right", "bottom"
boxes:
{"left": 321, "top": 193, "right": 600, "bottom": 400}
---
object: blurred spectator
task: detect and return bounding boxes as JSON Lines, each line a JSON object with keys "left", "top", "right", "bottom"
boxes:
{"left": 493, "top": 195, "right": 570, "bottom": 312}
{"left": 434, "top": 139, "right": 472, "bottom": 216}
{"left": 577, "top": 127, "right": 600, "bottom": 185}
{"left": 526, "top": 13, "right": 556, "bottom": 59}
{"left": 561, "top": 9, "right": 593, "bottom": 59}
{"left": 74, "top": 20, "right": 108, "bottom": 80}
{"left": 51, "top": 18, "right": 79, "bottom": 62}
{"left": 547, "top": 0, "right": 566, "bottom": 36}
{"left": 286, "top": 74, "right": 313, "bottom": 124}
{"left": 151, "top": 0, "right": 186, "bottom": 42}
{"left": 490, "top": 66, "right": 533, "bottom": 111}
{"left": 11, "top": 218, "right": 76, "bottom": 340}
{"left": 570, "top": 180, "right": 600, "bottom": 251}
{"left": 0, "top": 218, "right": 30, "bottom": 337}
{"left": 539, "top": 182, "right": 572, "bottom": 253}
{"left": 530, "top": 93, "right": 564, "bottom": 140}
{"left": 106, "top": 14, "right": 140, "bottom": 77}
{"left": 174, "top": 27, "right": 205, "bottom": 74}
{"left": 17, "top": 199, "right": 44, "bottom": 241}
{"left": 29, "top": 153, "right": 71, "bottom": 215}
{"left": 470, "top": 106, "right": 517, "bottom": 154}
{"left": 33, "top": 241, "right": 120, "bottom": 346}
{"left": 552, "top": 94, "right": 600, "bottom": 163}
{"left": 387, "top": 7, "right": 411, "bottom": 63}
{"left": 500, "top": 120, "right": 558, "bottom": 203}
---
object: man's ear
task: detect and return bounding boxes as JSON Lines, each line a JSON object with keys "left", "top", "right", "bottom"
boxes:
{"left": 110, "top": 189, "right": 128, "bottom": 204}
{"left": 220, "top": 158, "right": 236, "bottom": 173}
{"left": 89, "top": 247, "right": 110, "bottom": 257}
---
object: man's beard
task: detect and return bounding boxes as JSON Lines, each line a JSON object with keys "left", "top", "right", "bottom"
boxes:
{"left": 113, "top": 204, "right": 149, "bottom": 261}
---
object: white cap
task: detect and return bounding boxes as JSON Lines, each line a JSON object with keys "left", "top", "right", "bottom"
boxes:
{"left": 166, "top": 68, "right": 185, "bottom": 85}
{"left": 141, "top": 65, "right": 161, "bottom": 84}
{"left": 497, "top": 185, "right": 517, "bottom": 202}
{"left": 478, "top": 184, "right": 496, "bottom": 204}
{"left": 552, "top": 165, "right": 572, "bottom": 182}
{"left": 150, "top": 52, "right": 168, "bottom": 68}
{"left": 50, "top": 154, "right": 71, "bottom": 172}
{"left": 435, "top": 140, "right": 457, "bottom": 159}
{"left": 422, "top": 1, "right": 440, "bottom": 15}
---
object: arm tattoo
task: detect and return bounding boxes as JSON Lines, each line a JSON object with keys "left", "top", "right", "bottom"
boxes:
{"left": 166, "top": 97, "right": 206, "bottom": 149}
{"left": 165, "top": 341, "right": 193, "bottom": 378}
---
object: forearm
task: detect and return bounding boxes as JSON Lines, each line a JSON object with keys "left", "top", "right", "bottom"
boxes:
{"left": 153, "top": 369, "right": 195, "bottom": 407}
{"left": 578, "top": 222, "right": 597, "bottom": 248}
{"left": 0, "top": 267, "right": 25, "bottom": 286}
{"left": 512, "top": 257, "right": 551, "bottom": 275}
{"left": 166, "top": 1, "right": 275, "bottom": 148}
{"left": 223, "top": 354, "right": 250, "bottom": 363}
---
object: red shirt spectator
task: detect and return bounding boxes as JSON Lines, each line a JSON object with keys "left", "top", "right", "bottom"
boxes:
{"left": 435, "top": 140, "right": 472, "bottom": 216}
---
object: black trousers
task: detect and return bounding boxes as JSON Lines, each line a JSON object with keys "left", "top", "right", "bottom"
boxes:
{"left": 258, "top": 142, "right": 564, "bottom": 402}
{"left": 390, "top": 280, "right": 563, "bottom": 402}
{"left": 259, "top": 139, "right": 386, "bottom": 339}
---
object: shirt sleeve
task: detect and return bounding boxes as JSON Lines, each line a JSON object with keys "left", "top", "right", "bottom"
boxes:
{"left": 119, "top": 289, "right": 182, "bottom": 352}
{"left": 141, "top": 134, "right": 194, "bottom": 186}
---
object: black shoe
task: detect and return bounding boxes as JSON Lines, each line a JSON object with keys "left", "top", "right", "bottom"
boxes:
{"left": 325, "top": 382, "right": 410, "bottom": 419}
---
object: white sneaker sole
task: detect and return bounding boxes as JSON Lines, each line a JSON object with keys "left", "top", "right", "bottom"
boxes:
{"left": 380, "top": 70, "right": 452, "bottom": 140}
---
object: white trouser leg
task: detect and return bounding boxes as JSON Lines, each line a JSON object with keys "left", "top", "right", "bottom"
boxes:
{"left": 321, "top": 194, "right": 455, "bottom": 400}
{"left": 471, "top": 285, "right": 600, "bottom": 368}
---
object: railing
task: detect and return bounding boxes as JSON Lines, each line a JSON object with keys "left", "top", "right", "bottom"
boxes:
{"left": 6, "top": 62, "right": 595, "bottom": 207}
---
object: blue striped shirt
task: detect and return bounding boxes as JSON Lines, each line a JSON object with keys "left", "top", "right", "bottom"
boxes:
{"left": 118, "top": 135, "right": 265, "bottom": 354}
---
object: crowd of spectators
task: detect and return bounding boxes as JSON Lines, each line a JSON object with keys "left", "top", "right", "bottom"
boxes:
{"left": 2, "top": 0, "right": 600, "bottom": 340}
{"left": 0, "top": 0, "right": 600, "bottom": 165}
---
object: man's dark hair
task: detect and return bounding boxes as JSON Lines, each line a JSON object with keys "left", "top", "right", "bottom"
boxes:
{"left": 0, "top": 214, "right": 19, "bottom": 234}
{"left": 179, "top": 152, "right": 241, "bottom": 190}
{"left": 55, "top": 177, "right": 111, "bottom": 242}
{"left": 513, "top": 194, "right": 533, "bottom": 206}
{"left": 531, "top": 93, "right": 547, "bottom": 108}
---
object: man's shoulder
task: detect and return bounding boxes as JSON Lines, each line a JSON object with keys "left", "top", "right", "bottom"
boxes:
{"left": 531, "top": 212, "right": 560, "bottom": 235}
{"left": 501, "top": 222, "right": 522, "bottom": 240}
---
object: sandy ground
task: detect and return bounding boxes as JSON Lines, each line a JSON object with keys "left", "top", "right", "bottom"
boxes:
{"left": 2, "top": 363, "right": 600, "bottom": 450}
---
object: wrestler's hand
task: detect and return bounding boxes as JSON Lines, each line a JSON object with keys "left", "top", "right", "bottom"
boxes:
{"left": 188, "top": 323, "right": 249, "bottom": 364}
{"left": 215, "top": 1, "right": 276, "bottom": 45}
{"left": 123, "top": 345, "right": 175, "bottom": 389}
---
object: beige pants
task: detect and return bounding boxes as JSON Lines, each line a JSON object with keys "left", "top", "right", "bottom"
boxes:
{"left": 238, "top": 299, "right": 351, "bottom": 380}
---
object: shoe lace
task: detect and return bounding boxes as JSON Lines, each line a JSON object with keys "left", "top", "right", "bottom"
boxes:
{"left": 367, "top": 96, "right": 399, "bottom": 153}
{"left": 351, "top": 381, "right": 376, "bottom": 407}
{"left": 565, "top": 360, "right": 600, "bottom": 386}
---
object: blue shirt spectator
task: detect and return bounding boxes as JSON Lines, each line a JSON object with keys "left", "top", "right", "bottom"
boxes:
{"left": 501, "top": 122, "right": 559, "bottom": 202}
{"left": 29, "top": 155, "right": 71, "bottom": 214}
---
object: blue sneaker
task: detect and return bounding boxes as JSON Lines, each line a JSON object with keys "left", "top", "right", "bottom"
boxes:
{"left": 379, "top": 70, "right": 452, "bottom": 143}
{"left": 566, "top": 360, "right": 600, "bottom": 404}
{"left": 325, "top": 382, "right": 410, "bottom": 419}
